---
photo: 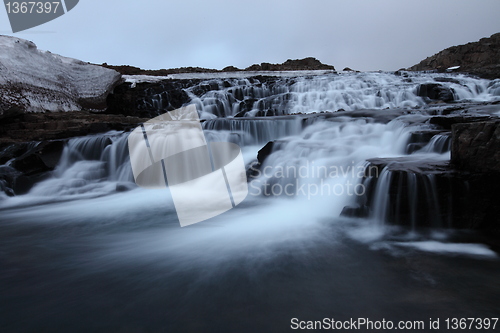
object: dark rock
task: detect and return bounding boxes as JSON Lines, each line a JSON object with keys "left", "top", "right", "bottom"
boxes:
{"left": 353, "top": 154, "right": 500, "bottom": 231}
{"left": 106, "top": 81, "right": 193, "bottom": 118}
{"left": 430, "top": 115, "right": 491, "bottom": 130}
{"left": 0, "top": 165, "right": 19, "bottom": 196}
{"left": 0, "top": 111, "right": 148, "bottom": 145}
{"left": 281, "top": 57, "right": 335, "bottom": 71}
{"left": 342, "top": 67, "right": 359, "bottom": 72}
{"left": 0, "top": 140, "right": 64, "bottom": 195}
{"left": 101, "top": 64, "right": 219, "bottom": 76}
{"left": 408, "top": 32, "right": 500, "bottom": 79}
{"left": 358, "top": 158, "right": 455, "bottom": 227}
{"left": 116, "top": 182, "right": 137, "bottom": 192}
{"left": 244, "top": 57, "right": 335, "bottom": 71}
{"left": 357, "top": 158, "right": 461, "bottom": 228}
{"left": 366, "top": 157, "right": 451, "bottom": 175}
{"left": 416, "top": 83, "right": 455, "bottom": 102}
{"left": 340, "top": 205, "right": 369, "bottom": 218}
{"left": 103, "top": 57, "right": 336, "bottom": 76}
{"left": 11, "top": 140, "right": 64, "bottom": 175}
{"left": 451, "top": 120, "right": 500, "bottom": 173}
{"left": 257, "top": 141, "right": 275, "bottom": 164}
{"left": 406, "top": 130, "right": 444, "bottom": 154}
{"left": 234, "top": 111, "right": 247, "bottom": 118}
{"left": 0, "top": 164, "right": 51, "bottom": 196}
{"left": 222, "top": 66, "right": 241, "bottom": 72}
{"left": 434, "top": 77, "right": 461, "bottom": 84}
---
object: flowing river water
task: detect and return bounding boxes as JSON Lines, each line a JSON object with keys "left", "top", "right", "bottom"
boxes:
{"left": 1, "top": 71, "right": 500, "bottom": 332}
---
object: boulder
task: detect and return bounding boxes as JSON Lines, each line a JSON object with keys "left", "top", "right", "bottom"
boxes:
{"left": 342, "top": 67, "right": 359, "bottom": 72}
{"left": 257, "top": 141, "right": 275, "bottom": 164}
{"left": 416, "top": 83, "right": 455, "bottom": 102}
{"left": 11, "top": 140, "right": 64, "bottom": 174}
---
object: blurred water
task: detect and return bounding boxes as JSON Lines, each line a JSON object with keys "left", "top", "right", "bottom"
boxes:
{"left": 1, "top": 72, "right": 499, "bottom": 332}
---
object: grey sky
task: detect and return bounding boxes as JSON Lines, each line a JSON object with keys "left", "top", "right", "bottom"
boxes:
{"left": 1, "top": 0, "right": 500, "bottom": 71}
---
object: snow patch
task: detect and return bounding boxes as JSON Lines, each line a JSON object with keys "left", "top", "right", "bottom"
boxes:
{"left": 0, "top": 36, "right": 122, "bottom": 117}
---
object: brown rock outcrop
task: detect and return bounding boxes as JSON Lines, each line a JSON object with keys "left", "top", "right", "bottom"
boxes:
{"left": 408, "top": 32, "right": 500, "bottom": 79}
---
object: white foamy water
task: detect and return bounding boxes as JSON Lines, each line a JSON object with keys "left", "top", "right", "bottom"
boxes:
{"left": 1, "top": 72, "right": 499, "bottom": 262}
{"left": 144, "top": 72, "right": 500, "bottom": 119}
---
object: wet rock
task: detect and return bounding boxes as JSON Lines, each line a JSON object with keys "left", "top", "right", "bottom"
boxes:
{"left": 434, "top": 77, "right": 461, "bottom": 84}
{"left": 429, "top": 114, "right": 491, "bottom": 130}
{"left": 348, "top": 155, "right": 500, "bottom": 231}
{"left": 257, "top": 141, "right": 275, "bottom": 164}
{"left": 11, "top": 140, "right": 65, "bottom": 175}
{"left": 0, "top": 166, "right": 19, "bottom": 196}
{"left": 406, "top": 130, "right": 444, "bottom": 154}
{"left": 0, "top": 112, "right": 147, "bottom": 145}
{"left": 451, "top": 120, "right": 500, "bottom": 173}
{"left": 354, "top": 157, "right": 464, "bottom": 228}
{"left": 0, "top": 164, "right": 50, "bottom": 196}
{"left": 116, "top": 182, "right": 137, "bottom": 192}
{"left": 107, "top": 81, "right": 192, "bottom": 118}
{"left": 416, "top": 83, "right": 455, "bottom": 102}
{"left": 0, "top": 140, "right": 65, "bottom": 195}
{"left": 340, "top": 204, "right": 369, "bottom": 218}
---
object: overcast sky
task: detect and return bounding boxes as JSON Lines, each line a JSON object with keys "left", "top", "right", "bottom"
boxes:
{"left": 1, "top": 0, "right": 500, "bottom": 71}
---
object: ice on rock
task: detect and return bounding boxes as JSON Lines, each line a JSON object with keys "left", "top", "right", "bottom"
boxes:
{"left": 0, "top": 35, "right": 122, "bottom": 117}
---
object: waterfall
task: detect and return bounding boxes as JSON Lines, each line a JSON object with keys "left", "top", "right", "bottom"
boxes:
{"left": 27, "top": 132, "right": 134, "bottom": 200}
{"left": 143, "top": 72, "right": 500, "bottom": 119}
{"left": 419, "top": 134, "right": 451, "bottom": 154}
{"left": 202, "top": 117, "right": 303, "bottom": 145}
{"left": 371, "top": 168, "right": 393, "bottom": 226}
{"left": 2, "top": 71, "right": 499, "bottom": 231}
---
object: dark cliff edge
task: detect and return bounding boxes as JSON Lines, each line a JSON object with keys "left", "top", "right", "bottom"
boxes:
{"left": 101, "top": 57, "right": 335, "bottom": 76}
{"left": 408, "top": 32, "right": 500, "bottom": 79}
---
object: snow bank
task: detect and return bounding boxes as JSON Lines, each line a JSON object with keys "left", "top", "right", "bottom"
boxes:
{"left": 0, "top": 36, "right": 122, "bottom": 117}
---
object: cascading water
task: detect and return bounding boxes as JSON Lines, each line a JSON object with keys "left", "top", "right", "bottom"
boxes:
{"left": 3, "top": 71, "right": 500, "bottom": 225}
{"left": 2, "top": 71, "right": 500, "bottom": 332}
{"left": 418, "top": 133, "right": 451, "bottom": 154}
{"left": 142, "top": 72, "right": 500, "bottom": 119}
